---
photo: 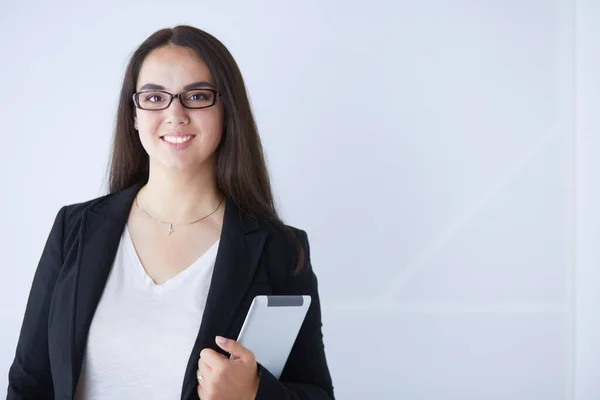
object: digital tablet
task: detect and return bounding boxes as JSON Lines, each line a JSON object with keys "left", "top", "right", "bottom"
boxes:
{"left": 235, "top": 295, "right": 311, "bottom": 379}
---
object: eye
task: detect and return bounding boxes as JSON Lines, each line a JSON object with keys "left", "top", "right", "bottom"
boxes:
{"left": 146, "top": 94, "right": 164, "bottom": 102}
{"left": 188, "top": 92, "right": 208, "bottom": 101}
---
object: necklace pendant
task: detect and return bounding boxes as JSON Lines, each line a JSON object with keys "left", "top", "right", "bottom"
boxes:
{"left": 168, "top": 224, "right": 173, "bottom": 235}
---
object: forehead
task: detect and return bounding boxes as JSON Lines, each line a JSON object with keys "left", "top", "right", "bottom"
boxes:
{"left": 136, "top": 45, "right": 213, "bottom": 91}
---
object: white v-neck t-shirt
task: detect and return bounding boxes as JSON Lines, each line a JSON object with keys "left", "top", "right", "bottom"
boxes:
{"left": 74, "top": 226, "right": 219, "bottom": 400}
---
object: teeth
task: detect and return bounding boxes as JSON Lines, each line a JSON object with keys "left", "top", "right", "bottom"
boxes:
{"left": 163, "top": 135, "right": 193, "bottom": 144}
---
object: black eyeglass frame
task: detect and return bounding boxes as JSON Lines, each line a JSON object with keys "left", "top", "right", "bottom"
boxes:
{"left": 132, "top": 88, "right": 221, "bottom": 110}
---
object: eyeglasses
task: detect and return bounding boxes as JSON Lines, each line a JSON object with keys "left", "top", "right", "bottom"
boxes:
{"left": 132, "top": 88, "right": 221, "bottom": 111}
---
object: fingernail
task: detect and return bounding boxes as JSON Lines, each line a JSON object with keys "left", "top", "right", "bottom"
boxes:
{"left": 216, "top": 336, "right": 227, "bottom": 344}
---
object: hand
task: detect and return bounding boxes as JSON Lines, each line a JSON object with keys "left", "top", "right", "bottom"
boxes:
{"left": 197, "top": 336, "right": 259, "bottom": 400}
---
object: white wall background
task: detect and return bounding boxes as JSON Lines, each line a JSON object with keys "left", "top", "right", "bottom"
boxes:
{"left": 575, "top": 1, "right": 600, "bottom": 399}
{"left": 0, "top": 0, "right": 595, "bottom": 399}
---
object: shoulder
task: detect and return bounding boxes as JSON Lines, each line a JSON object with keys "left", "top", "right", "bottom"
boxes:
{"left": 59, "top": 182, "right": 143, "bottom": 227}
{"left": 37, "top": 191, "right": 120, "bottom": 261}
{"left": 259, "top": 219, "right": 309, "bottom": 256}
{"left": 255, "top": 218, "right": 315, "bottom": 288}
{"left": 59, "top": 191, "right": 114, "bottom": 226}
{"left": 53, "top": 183, "right": 140, "bottom": 241}
{"left": 62, "top": 194, "right": 108, "bottom": 221}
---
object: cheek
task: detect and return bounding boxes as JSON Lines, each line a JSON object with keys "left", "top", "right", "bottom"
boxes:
{"left": 136, "top": 119, "right": 162, "bottom": 153}
{"left": 194, "top": 113, "right": 224, "bottom": 143}
{"left": 138, "top": 115, "right": 162, "bottom": 133}
{"left": 137, "top": 131, "right": 156, "bottom": 155}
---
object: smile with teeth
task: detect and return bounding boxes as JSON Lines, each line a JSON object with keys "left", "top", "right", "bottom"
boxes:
{"left": 162, "top": 135, "right": 195, "bottom": 144}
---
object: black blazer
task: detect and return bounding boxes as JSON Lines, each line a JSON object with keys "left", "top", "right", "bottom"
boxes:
{"left": 7, "top": 182, "right": 335, "bottom": 400}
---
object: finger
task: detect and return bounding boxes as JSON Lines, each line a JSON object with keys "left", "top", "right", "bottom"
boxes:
{"left": 196, "top": 369, "right": 206, "bottom": 386}
{"left": 196, "top": 357, "right": 216, "bottom": 387}
{"left": 215, "top": 336, "right": 254, "bottom": 361}
{"left": 198, "top": 358, "right": 213, "bottom": 378}
{"left": 199, "top": 348, "right": 228, "bottom": 369}
{"left": 197, "top": 354, "right": 215, "bottom": 372}
{"left": 196, "top": 368, "right": 212, "bottom": 385}
{"left": 197, "top": 381, "right": 213, "bottom": 400}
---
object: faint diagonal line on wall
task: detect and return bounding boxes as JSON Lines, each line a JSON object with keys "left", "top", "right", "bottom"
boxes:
{"left": 326, "top": 301, "right": 566, "bottom": 314}
{"left": 376, "top": 130, "right": 563, "bottom": 303}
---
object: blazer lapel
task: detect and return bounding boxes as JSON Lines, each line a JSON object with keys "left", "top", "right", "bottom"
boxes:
{"left": 180, "top": 198, "right": 268, "bottom": 400}
{"left": 69, "top": 182, "right": 143, "bottom": 397}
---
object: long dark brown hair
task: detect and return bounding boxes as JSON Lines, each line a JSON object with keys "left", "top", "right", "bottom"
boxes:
{"left": 107, "top": 25, "right": 304, "bottom": 272}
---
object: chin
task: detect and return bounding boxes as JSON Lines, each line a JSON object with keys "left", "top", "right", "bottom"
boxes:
{"left": 157, "top": 157, "right": 214, "bottom": 172}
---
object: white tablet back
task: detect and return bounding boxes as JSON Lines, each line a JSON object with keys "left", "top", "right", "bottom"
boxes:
{"left": 235, "top": 295, "right": 311, "bottom": 379}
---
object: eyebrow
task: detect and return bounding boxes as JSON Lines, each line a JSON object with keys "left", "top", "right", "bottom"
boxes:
{"left": 138, "top": 81, "right": 215, "bottom": 91}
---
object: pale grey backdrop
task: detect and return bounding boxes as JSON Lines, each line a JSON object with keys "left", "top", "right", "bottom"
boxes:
{"left": 1, "top": 1, "right": 597, "bottom": 399}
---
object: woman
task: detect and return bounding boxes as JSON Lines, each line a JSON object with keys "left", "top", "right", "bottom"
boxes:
{"left": 7, "top": 25, "right": 334, "bottom": 400}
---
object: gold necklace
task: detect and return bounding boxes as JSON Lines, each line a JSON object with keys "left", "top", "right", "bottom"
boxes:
{"left": 135, "top": 196, "right": 224, "bottom": 235}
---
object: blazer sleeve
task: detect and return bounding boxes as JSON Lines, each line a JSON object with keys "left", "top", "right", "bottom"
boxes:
{"left": 7, "top": 206, "right": 66, "bottom": 400}
{"left": 254, "top": 229, "right": 335, "bottom": 400}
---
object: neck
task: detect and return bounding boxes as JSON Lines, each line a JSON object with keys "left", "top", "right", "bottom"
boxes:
{"left": 137, "top": 162, "right": 222, "bottom": 223}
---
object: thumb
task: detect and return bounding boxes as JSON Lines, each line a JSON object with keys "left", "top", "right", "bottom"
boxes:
{"left": 215, "top": 336, "right": 252, "bottom": 360}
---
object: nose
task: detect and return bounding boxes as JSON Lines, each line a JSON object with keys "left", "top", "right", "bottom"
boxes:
{"left": 164, "top": 95, "right": 190, "bottom": 125}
